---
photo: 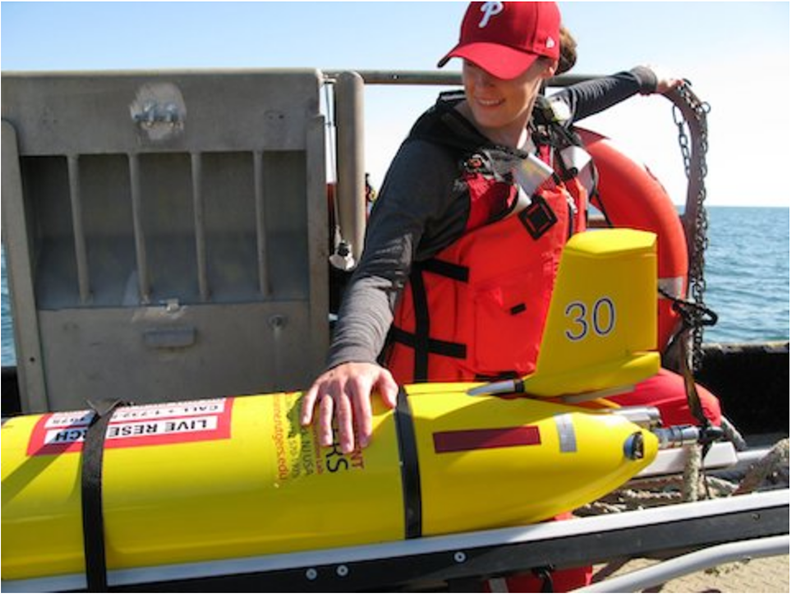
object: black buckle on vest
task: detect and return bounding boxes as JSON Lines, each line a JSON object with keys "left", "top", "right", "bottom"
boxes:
{"left": 518, "top": 195, "right": 557, "bottom": 239}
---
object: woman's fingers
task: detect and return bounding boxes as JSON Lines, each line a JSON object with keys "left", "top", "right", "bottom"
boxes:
{"left": 301, "top": 362, "right": 399, "bottom": 452}
{"left": 300, "top": 383, "right": 319, "bottom": 425}
{"left": 335, "top": 388, "right": 357, "bottom": 453}
{"left": 318, "top": 392, "right": 336, "bottom": 448}
{"left": 350, "top": 377, "right": 374, "bottom": 449}
{"left": 377, "top": 367, "right": 400, "bottom": 409}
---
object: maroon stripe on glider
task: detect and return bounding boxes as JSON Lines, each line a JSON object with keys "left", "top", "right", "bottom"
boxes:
{"left": 433, "top": 426, "right": 541, "bottom": 453}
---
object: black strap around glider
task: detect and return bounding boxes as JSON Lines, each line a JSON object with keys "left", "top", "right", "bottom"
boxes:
{"left": 81, "top": 398, "right": 127, "bottom": 592}
{"left": 393, "top": 388, "right": 422, "bottom": 539}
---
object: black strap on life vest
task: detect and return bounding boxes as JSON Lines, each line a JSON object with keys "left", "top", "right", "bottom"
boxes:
{"left": 411, "top": 265, "right": 431, "bottom": 381}
{"left": 81, "top": 398, "right": 127, "bottom": 592}
{"left": 393, "top": 388, "right": 422, "bottom": 539}
{"left": 388, "top": 260, "right": 468, "bottom": 381}
{"left": 418, "top": 258, "right": 470, "bottom": 283}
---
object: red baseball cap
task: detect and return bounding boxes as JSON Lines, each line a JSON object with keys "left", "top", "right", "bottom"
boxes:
{"left": 438, "top": 1, "right": 561, "bottom": 80}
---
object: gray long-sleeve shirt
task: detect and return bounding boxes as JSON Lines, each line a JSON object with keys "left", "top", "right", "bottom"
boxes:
{"left": 326, "top": 68, "right": 658, "bottom": 370}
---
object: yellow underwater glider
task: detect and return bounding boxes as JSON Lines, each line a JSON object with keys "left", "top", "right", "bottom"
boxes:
{"left": 3, "top": 229, "right": 668, "bottom": 586}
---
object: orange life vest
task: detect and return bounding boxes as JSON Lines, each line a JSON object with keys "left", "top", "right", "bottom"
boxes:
{"left": 383, "top": 109, "right": 590, "bottom": 383}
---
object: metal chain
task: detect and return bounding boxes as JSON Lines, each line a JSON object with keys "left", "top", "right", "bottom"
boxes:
{"left": 673, "top": 81, "right": 712, "bottom": 371}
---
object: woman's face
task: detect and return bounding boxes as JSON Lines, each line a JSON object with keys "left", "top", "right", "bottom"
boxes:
{"left": 462, "top": 58, "right": 556, "bottom": 147}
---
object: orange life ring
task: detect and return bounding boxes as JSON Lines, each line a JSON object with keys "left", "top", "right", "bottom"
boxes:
{"left": 577, "top": 128, "right": 688, "bottom": 352}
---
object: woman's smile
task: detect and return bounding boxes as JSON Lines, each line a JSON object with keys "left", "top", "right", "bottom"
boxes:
{"left": 474, "top": 96, "right": 504, "bottom": 107}
{"left": 461, "top": 59, "right": 556, "bottom": 147}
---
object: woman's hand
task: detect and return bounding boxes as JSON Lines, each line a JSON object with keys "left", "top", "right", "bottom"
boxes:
{"left": 300, "top": 362, "right": 399, "bottom": 453}
{"left": 646, "top": 64, "right": 683, "bottom": 95}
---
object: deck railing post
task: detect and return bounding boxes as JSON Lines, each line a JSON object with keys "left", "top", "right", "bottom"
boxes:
{"left": 333, "top": 71, "right": 366, "bottom": 266}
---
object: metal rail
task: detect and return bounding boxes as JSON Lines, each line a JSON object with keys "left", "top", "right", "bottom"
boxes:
{"left": 5, "top": 489, "right": 786, "bottom": 592}
{"left": 324, "top": 70, "right": 598, "bottom": 88}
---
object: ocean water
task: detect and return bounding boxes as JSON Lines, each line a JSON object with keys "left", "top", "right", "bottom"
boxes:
{"left": 1, "top": 206, "right": 788, "bottom": 366}
{"left": 702, "top": 206, "right": 789, "bottom": 342}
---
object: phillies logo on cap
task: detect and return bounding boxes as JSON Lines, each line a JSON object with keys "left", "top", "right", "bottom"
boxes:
{"left": 437, "top": 2, "right": 562, "bottom": 80}
{"left": 478, "top": 1, "right": 504, "bottom": 27}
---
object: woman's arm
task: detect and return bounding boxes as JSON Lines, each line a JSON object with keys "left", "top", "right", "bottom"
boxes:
{"left": 552, "top": 66, "right": 679, "bottom": 123}
{"left": 302, "top": 138, "right": 460, "bottom": 453}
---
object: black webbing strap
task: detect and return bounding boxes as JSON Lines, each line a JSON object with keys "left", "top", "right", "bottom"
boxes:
{"left": 410, "top": 268, "right": 431, "bottom": 381}
{"left": 393, "top": 388, "right": 422, "bottom": 539}
{"left": 388, "top": 327, "right": 467, "bottom": 360}
{"left": 418, "top": 258, "right": 470, "bottom": 283}
{"left": 81, "top": 398, "right": 126, "bottom": 592}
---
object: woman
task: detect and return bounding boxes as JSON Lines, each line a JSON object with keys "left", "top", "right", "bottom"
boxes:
{"left": 302, "top": 1, "right": 719, "bottom": 455}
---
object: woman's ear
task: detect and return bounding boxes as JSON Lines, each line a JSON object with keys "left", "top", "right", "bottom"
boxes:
{"left": 542, "top": 58, "right": 559, "bottom": 79}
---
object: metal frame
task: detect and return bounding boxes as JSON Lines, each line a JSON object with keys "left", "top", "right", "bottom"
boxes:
{"left": 1, "top": 121, "right": 49, "bottom": 411}
{"left": 4, "top": 489, "right": 786, "bottom": 593}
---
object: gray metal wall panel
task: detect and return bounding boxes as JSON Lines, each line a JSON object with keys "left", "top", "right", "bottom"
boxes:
{"left": 2, "top": 69, "right": 329, "bottom": 412}
{"left": 37, "top": 303, "right": 316, "bottom": 411}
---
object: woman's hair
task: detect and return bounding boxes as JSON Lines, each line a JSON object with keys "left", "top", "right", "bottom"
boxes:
{"left": 556, "top": 25, "right": 578, "bottom": 75}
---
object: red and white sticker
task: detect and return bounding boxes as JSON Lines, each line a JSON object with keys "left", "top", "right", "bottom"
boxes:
{"left": 27, "top": 398, "right": 234, "bottom": 456}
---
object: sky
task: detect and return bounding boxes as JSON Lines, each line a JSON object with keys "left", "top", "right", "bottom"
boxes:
{"left": 2, "top": 1, "right": 789, "bottom": 207}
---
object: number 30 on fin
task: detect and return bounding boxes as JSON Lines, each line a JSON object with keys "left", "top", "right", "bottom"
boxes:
{"left": 564, "top": 297, "right": 616, "bottom": 341}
